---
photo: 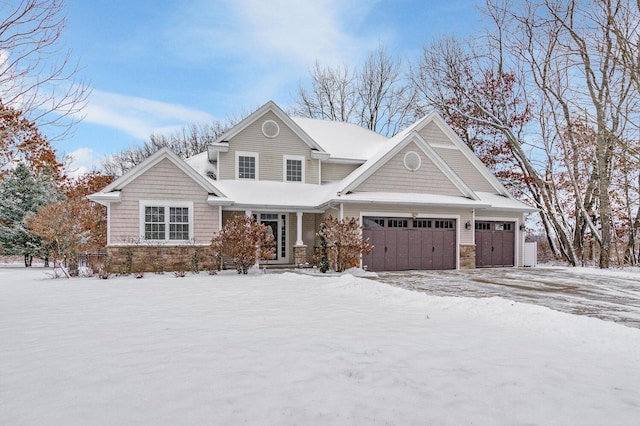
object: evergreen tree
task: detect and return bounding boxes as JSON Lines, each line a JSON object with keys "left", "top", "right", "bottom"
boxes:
{"left": 0, "top": 163, "right": 61, "bottom": 266}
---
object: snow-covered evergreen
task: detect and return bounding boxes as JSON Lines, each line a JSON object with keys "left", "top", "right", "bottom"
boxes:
{"left": 0, "top": 163, "right": 61, "bottom": 265}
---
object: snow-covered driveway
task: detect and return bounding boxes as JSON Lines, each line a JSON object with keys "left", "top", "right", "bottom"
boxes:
{"left": 373, "top": 266, "right": 640, "bottom": 328}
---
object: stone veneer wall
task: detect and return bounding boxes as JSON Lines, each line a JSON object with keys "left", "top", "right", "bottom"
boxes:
{"left": 106, "top": 246, "right": 217, "bottom": 273}
{"left": 459, "top": 244, "right": 476, "bottom": 269}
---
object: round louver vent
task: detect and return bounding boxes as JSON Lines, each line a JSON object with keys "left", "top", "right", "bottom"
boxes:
{"left": 404, "top": 151, "right": 421, "bottom": 171}
{"left": 261, "top": 120, "right": 280, "bottom": 138}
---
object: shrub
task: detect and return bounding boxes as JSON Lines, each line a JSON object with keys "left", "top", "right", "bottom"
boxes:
{"left": 97, "top": 266, "right": 110, "bottom": 280}
{"left": 211, "top": 215, "right": 275, "bottom": 274}
{"left": 190, "top": 249, "right": 200, "bottom": 274}
{"left": 317, "top": 216, "right": 373, "bottom": 273}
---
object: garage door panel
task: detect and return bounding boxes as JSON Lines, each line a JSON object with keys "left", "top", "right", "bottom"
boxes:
{"left": 421, "top": 231, "right": 433, "bottom": 270}
{"left": 396, "top": 230, "right": 409, "bottom": 270}
{"left": 408, "top": 230, "right": 422, "bottom": 270}
{"left": 443, "top": 230, "right": 456, "bottom": 269}
{"left": 384, "top": 230, "right": 398, "bottom": 271}
{"left": 503, "top": 234, "right": 514, "bottom": 266}
{"left": 492, "top": 235, "right": 504, "bottom": 266}
{"left": 431, "top": 231, "right": 444, "bottom": 270}
{"left": 371, "top": 230, "right": 386, "bottom": 263}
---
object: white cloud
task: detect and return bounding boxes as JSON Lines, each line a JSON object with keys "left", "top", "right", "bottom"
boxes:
{"left": 234, "top": 0, "right": 376, "bottom": 65}
{"left": 165, "top": 0, "right": 383, "bottom": 113}
{"left": 178, "top": 0, "right": 380, "bottom": 65}
{"left": 65, "top": 147, "right": 98, "bottom": 179}
{"left": 81, "top": 90, "right": 216, "bottom": 140}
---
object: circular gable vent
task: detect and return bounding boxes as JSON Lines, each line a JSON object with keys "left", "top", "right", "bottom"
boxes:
{"left": 404, "top": 151, "right": 422, "bottom": 171}
{"left": 262, "top": 120, "right": 280, "bottom": 138}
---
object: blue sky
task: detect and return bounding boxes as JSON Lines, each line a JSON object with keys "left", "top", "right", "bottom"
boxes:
{"left": 56, "top": 0, "right": 485, "bottom": 175}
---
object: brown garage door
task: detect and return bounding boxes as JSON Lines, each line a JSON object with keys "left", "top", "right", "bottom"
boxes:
{"left": 362, "top": 217, "right": 456, "bottom": 272}
{"left": 475, "top": 221, "right": 515, "bottom": 267}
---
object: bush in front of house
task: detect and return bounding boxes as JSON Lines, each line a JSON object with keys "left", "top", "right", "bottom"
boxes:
{"left": 211, "top": 215, "right": 276, "bottom": 274}
{"left": 317, "top": 216, "right": 373, "bottom": 273}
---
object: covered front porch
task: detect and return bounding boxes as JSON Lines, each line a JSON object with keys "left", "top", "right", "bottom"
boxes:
{"left": 220, "top": 209, "right": 328, "bottom": 266}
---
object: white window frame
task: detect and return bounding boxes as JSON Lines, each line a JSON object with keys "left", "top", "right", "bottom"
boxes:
{"left": 139, "top": 201, "right": 194, "bottom": 243}
{"left": 283, "top": 155, "right": 305, "bottom": 183}
{"left": 236, "top": 151, "right": 259, "bottom": 180}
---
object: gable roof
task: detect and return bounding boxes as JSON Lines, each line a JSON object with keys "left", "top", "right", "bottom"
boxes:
{"left": 404, "top": 112, "right": 512, "bottom": 197}
{"left": 99, "top": 147, "right": 226, "bottom": 197}
{"left": 214, "top": 101, "right": 327, "bottom": 156}
{"left": 336, "top": 128, "right": 479, "bottom": 200}
{"left": 90, "top": 103, "right": 534, "bottom": 214}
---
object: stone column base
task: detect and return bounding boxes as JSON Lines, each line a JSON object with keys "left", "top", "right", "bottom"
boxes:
{"left": 293, "top": 245, "right": 308, "bottom": 266}
{"left": 459, "top": 244, "right": 476, "bottom": 269}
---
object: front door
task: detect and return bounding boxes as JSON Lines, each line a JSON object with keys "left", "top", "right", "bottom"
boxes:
{"left": 256, "top": 213, "right": 288, "bottom": 263}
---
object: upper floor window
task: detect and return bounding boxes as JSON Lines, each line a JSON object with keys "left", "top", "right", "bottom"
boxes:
{"left": 284, "top": 155, "right": 304, "bottom": 183}
{"left": 236, "top": 151, "right": 258, "bottom": 180}
{"left": 141, "top": 202, "right": 193, "bottom": 242}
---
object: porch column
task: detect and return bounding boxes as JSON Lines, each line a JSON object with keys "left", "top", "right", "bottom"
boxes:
{"left": 296, "top": 211, "right": 304, "bottom": 245}
{"left": 245, "top": 209, "right": 252, "bottom": 217}
{"left": 294, "top": 211, "right": 307, "bottom": 266}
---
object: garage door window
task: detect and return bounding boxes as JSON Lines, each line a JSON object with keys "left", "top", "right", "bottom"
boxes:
{"left": 435, "top": 220, "right": 454, "bottom": 229}
{"left": 388, "top": 219, "right": 408, "bottom": 228}
{"left": 413, "top": 219, "right": 431, "bottom": 228}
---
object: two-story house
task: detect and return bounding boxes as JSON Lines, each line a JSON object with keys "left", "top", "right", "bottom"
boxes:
{"left": 89, "top": 101, "right": 536, "bottom": 272}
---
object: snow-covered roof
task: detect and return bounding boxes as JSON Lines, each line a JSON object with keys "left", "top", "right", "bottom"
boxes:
{"left": 292, "top": 117, "right": 388, "bottom": 161}
{"left": 331, "top": 191, "right": 537, "bottom": 212}
{"left": 211, "top": 179, "right": 341, "bottom": 211}
{"left": 335, "top": 191, "right": 487, "bottom": 208}
{"left": 185, "top": 151, "right": 216, "bottom": 178}
{"left": 89, "top": 102, "right": 535, "bottom": 215}
{"left": 475, "top": 192, "right": 538, "bottom": 213}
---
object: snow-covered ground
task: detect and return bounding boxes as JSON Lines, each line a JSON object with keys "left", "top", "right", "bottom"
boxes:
{"left": 1, "top": 265, "right": 640, "bottom": 425}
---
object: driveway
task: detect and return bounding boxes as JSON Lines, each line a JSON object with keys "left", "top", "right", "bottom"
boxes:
{"left": 371, "top": 267, "right": 640, "bottom": 329}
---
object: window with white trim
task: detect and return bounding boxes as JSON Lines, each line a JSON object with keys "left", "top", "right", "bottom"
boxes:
{"left": 283, "top": 155, "right": 304, "bottom": 183}
{"left": 169, "top": 207, "right": 189, "bottom": 240}
{"left": 145, "top": 206, "right": 165, "bottom": 240}
{"left": 141, "top": 202, "right": 193, "bottom": 242}
{"left": 236, "top": 152, "right": 258, "bottom": 180}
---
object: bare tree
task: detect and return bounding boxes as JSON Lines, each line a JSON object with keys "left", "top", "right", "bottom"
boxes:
{"left": 0, "top": 0, "right": 89, "bottom": 140}
{"left": 607, "top": 0, "right": 640, "bottom": 264}
{"left": 292, "top": 45, "right": 414, "bottom": 136}
{"left": 410, "top": 0, "right": 640, "bottom": 268}
{"left": 356, "top": 46, "right": 415, "bottom": 136}
{"left": 102, "top": 120, "right": 234, "bottom": 176}
{"left": 511, "top": 0, "right": 638, "bottom": 268}
{"left": 292, "top": 60, "right": 357, "bottom": 124}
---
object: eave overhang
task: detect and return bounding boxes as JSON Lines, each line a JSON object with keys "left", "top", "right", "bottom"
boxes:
{"left": 87, "top": 192, "right": 121, "bottom": 206}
